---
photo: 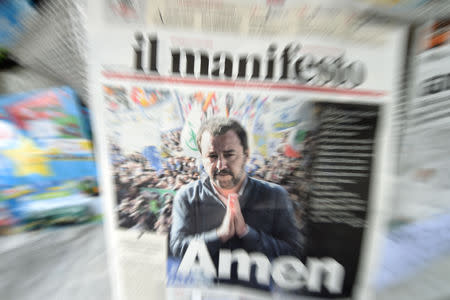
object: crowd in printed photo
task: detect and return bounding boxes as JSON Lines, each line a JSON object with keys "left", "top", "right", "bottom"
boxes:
{"left": 111, "top": 128, "right": 312, "bottom": 234}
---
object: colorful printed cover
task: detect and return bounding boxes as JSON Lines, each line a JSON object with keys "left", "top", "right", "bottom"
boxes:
{"left": 0, "top": 87, "right": 100, "bottom": 233}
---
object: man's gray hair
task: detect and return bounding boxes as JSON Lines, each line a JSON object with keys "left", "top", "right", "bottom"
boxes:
{"left": 196, "top": 117, "right": 248, "bottom": 154}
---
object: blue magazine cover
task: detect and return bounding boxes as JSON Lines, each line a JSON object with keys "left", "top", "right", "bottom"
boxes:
{"left": 0, "top": 87, "right": 100, "bottom": 233}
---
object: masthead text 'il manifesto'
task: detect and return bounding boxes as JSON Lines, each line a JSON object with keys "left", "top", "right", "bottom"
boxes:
{"left": 132, "top": 33, "right": 367, "bottom": 88}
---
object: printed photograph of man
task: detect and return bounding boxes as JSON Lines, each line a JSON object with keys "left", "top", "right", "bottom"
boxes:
{"left": 169, "top": 117, "right": 304, "bottom": 262}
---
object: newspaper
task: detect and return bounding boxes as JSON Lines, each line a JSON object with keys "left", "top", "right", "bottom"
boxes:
{"left": 374, "top": 20, "right": 450, "bottom": 298}
{"left": 86, "top": 1, "right": 407, "bottom": 299}
{"left": 394, "top": 20, "right": 450, "bottom": 222}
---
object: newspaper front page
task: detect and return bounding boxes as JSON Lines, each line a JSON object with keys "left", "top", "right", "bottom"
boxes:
{"left": 86, "top": 1, "right": 407, "bottom": 299}
{"left": 375, "top": 20, "right": 450, "bottom": 298}
{"left": 396, "top": 20, "right": 450, "bottom": 221}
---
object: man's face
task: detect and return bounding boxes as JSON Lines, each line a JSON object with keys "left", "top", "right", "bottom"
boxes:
{"left": 200, "top": 129, "right": 248, "bottom": 190}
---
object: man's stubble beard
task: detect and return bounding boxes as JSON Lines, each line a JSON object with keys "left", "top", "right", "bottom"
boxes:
{"left": 213, "top": 163, "right": 246, "bottom": 190}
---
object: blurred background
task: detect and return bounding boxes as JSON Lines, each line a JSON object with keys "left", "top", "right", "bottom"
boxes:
{"left": 0, "top": 0, "right": 449, "bottom": 300}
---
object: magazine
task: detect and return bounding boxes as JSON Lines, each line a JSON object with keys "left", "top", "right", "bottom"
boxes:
{"left": 86, "top": 1, "right": 407, "bottom": 299}
{"left": 0, "top": 87, "right": 100, "bottom": 234}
